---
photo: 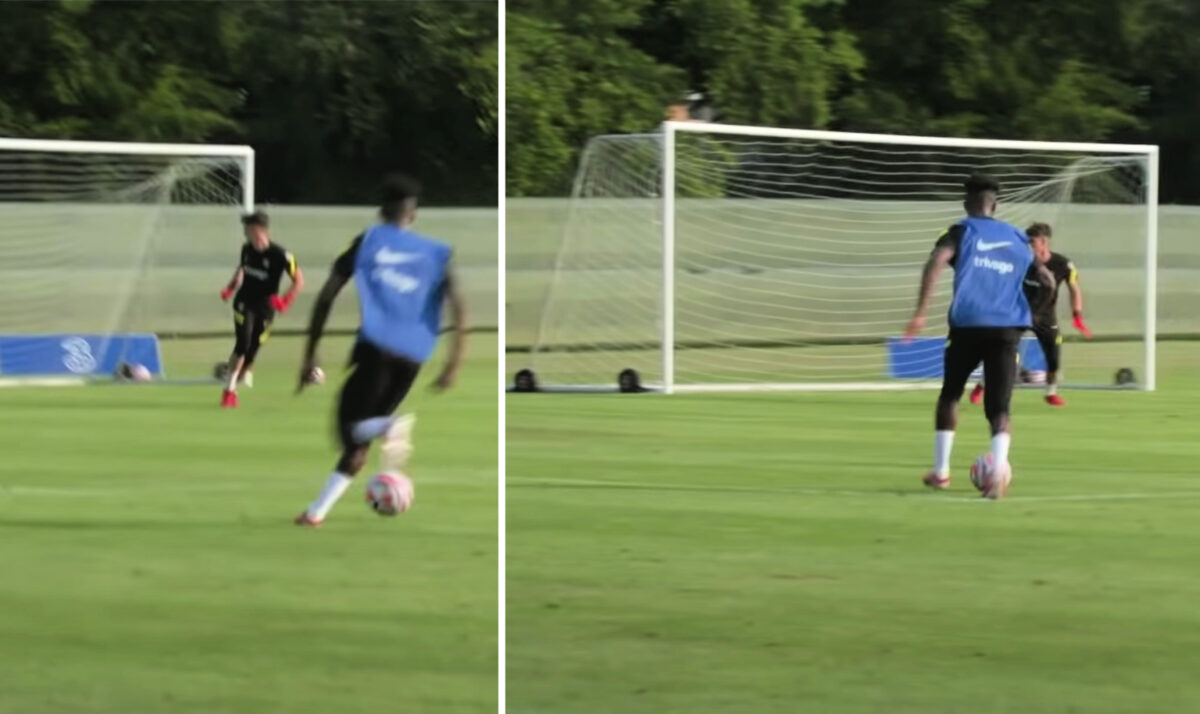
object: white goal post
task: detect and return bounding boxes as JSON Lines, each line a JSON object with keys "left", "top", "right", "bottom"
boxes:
{"left": 525, "top": 121, "right": 1158, "bottom": 394}
{"left": 0, "top": 137, "right": 254, "bottom": 381}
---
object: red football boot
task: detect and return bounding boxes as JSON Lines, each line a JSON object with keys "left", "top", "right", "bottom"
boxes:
{"left": 221, "top": 389, "right": 239, "bottom": 408}
{"left": 1045, "top": 394, "right": 1065, "bottom": 407}
{"left": 923, "top": 471, "right": 950, "bottom": 490}
{"left": 294, "top": 512, "right": 322, "bottom": 528}
{"left": 969, "top": 383, "right": 984, "bottom": 405}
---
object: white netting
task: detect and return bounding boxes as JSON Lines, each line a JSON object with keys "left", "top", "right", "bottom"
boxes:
{"left": 0, "top": 144, "right": 249, "bottom": 374}
{"left": 527, "top": 127, "right": 1153, "bottom": 391}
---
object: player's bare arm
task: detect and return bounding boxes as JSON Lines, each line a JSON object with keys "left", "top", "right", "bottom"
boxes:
{"left": 270, "top": 254, "right": 305, "bottom": 313}
{"left": 906, "top": 244, "right": 955, "bottom": 339}
{"left": 298, "top": 270, "right": 350, "bottom": 392}
{"left": 433, "top": 265, "right": 468, "bottom": 391}
{"left": 1066, "top": 264, "right": 1092, "bottom": 337}
{"left": 220, "top": 265, "right": 243, "bottom": 301}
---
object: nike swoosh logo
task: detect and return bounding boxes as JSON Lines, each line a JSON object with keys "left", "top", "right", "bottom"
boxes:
{"left": 976, "top": 240, "right": 1012, "bottom": 251}
{"left": 375, "top": 248, "right": 422, "bottom": 265}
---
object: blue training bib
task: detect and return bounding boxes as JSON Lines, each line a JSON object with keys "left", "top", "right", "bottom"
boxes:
{"left": 948, "top": 216, "right": 1034, "bottom": 328}
{"left": 353, "top": 224, "right": 452, "bottom": 362}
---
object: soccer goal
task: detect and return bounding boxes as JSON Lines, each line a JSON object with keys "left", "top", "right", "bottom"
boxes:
{"left": 521, "top": 122, "right": 1158, "bottom": 394}
{"left": 0, "top": 138, "right": 253, "bottom": 382}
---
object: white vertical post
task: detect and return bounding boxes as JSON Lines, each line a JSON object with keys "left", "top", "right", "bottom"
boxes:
{"left": 660, "top": 124, "right": 677, "bottom": 394}
{"left": 242, "top": 150, "right": 256, "bottom": 212}
{"left": 1144, "top": 147, "right": 1159, "bottom": 391}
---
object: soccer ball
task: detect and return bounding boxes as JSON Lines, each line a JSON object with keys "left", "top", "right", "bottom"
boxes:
{"left": 365, "top": 472, "right": 414, "bottom": 516}
{"left": 307, "top": 366, "right": 325, "bottom": 385}
{"left": 969, "top": 453, "right": 1013, "bottom": 499}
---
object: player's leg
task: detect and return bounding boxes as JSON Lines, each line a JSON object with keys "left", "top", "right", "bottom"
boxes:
{"left": 298, "top": 343, "right": 410, "bottom": 526}
{"left": 981, "top": 328, "right": 1022, "bottom": 475}
{"left": 1036, "top": 324, "right": 1064, "bottom": 406}
{"left": 927, "top": 330, "right": 982, "bottom": 488}
{"left": 239, "top": 314, "right": 272, "bottom": 389}
{"left": 222, "top": 312, "right": 253, "bottom": 407}
{"left": 377, "top": 357, "right": 422, "bottom": 474}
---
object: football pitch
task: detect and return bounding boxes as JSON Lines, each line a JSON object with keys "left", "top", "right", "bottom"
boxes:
{"left": 0, "top": 333, "right": 498, "bottom": 714}
{"left": 506, "top": 341, "right": 1200, "bottom": 713}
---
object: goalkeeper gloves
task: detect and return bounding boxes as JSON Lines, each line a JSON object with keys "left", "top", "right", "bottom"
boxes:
{"left": 270, "top": 292, "right": 296, "bottom": 313}
{"left": 1072, "top": 311, "right": 1093, "bottom": 339}
{"left": 220, "top": 286, "right": 234, "bottom": 301}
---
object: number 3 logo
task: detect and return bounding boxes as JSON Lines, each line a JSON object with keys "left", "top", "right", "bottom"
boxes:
{"left": 61, "top": 337, "right": 97, "bottom": 373}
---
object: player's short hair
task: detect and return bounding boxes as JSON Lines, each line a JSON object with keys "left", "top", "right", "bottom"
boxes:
{"left": 380, "top": 173, "right": 422, "bottom": 221}
{"left": 240, "top": 210, "right": 269, "bottom": 228}
{"left": 1026, "top": 222, "right": 1052, "bottom": 239}
{"left": 964, "top": 173, "right": 1000, "bottom": 195}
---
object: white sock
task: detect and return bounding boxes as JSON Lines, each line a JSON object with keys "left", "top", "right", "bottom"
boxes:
{"left": 1046, "top": 382, "right": 1057, "bottom": 396}
{"left": 991, "top": 432, "right": 1012, "bottom": 467}
{"left": 242, "top": 371, "right": 254, "bottom": 388}
{"left": 226, "top": 370, "right": 238, "bottom": 391}
{"left": 933, "top": 430, "right": 954, "bottom": 476}
{"left": 351, "top": 416, "right": 394, "bottom": 444}
{"left": 306, "top": 472, "right": 353, "bottom": 521}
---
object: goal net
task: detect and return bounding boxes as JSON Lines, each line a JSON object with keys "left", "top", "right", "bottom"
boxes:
{"left": 0, "top": 138, "right": 252, "bottom": 381}
{"left": 523, "top": 122, "right": 1157, "bottom": 393}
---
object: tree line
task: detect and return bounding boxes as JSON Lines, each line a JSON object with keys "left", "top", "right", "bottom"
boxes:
{"left": 508, "top": 0, "right": 1200, "bottom": 203}
{"left": 0, "top": 0, "right": 497, "bottom": 205}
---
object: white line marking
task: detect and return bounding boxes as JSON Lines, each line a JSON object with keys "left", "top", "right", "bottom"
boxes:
{"left": 0, "top": 472, "right": 491, "bottom": 499}
{"left": 508, "top": 477, "right": 1200, "bottom": 504}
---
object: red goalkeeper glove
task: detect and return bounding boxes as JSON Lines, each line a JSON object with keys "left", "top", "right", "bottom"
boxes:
{"left": 1072, "top": 311, "right": 1092, "bottom": 339}
{"left": 270, "top": 292, "right": 296, "bottom": 313}
{"left": 220, "top": 286, "right": 234, "bottom": 301}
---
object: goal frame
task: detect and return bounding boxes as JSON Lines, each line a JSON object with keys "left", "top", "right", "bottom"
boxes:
{"left": 658, "top": 121, "right": 1159, "bottom": 394}
{"left": 0, "top": 137, "right": 255, "bottom": 212}
{"left": 0, "top": 137, "right": 255, "bottom": 383}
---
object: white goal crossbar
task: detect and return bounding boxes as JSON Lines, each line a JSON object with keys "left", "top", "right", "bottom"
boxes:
{"left": 0, "top": 137, "right": 255, "bottom": 211}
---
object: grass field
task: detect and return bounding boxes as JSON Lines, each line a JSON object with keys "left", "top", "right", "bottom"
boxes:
{"left": 0, "top": 333, "right": 498, "bottom": 714}
{"left": 506, "top": 341, "right": 1200, "bottom": 714}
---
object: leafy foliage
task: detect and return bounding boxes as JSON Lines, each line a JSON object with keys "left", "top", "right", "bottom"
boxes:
{"left": 0, "top": 0, "right": 497, "bottom": 204}
{"left": 509, "top": 0, "right": 1200, "bottom": 202}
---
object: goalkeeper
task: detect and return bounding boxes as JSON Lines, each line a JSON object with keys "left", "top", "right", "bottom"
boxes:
{"left": 218, "top": 210, "right": 304, "bottom": 408}
{"left": 970, "top": 222, "right": 1091, "bottom": 408}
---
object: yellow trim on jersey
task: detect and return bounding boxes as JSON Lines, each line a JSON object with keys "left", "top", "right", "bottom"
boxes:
{"left": 1068, "top": 268, "right": 1078, "bottom": 285}
{"left": 1056, "top": 334, "right": 1063, "bottom": 345}
{"left": 286, "top": 252, "right": 298, "bottom": 278}
{"left": 233, "top": 311, "right": 245, "bottom": 324}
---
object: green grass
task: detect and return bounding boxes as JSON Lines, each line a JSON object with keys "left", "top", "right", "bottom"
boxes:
{"left": 0, "top": 333, "right": 497, "bottom": 714}
{"left": 505, "top": 341, "right": 1200, "bottom": 714}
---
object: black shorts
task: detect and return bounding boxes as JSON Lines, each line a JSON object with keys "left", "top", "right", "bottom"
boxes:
{"left": 233, "top": 306, "right": 274, "bottom": 359}
{"left": 941, "top": 327, "right": 1023, "bottom": 415}
{"left": 1031, "top": 323, "right": 1061, "bottom": 374}
{"left": 336, "top": 340, "right": 421, "bottom": 450}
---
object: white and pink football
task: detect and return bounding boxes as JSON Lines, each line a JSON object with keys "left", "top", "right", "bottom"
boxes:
{"left": 969, "top": 453, "right": 1012, "bottom": 500}
{"left": 365, "top": 472, "right": 414, "bottom": 516}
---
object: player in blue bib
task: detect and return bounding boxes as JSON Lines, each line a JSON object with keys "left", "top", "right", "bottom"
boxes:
{"left": 904, "top": 174, "right": 1054, "bottom": 496}
{"left": 293, "top": 174, "right": 468, "bottom": 526}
